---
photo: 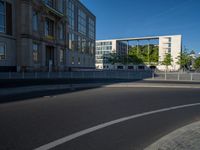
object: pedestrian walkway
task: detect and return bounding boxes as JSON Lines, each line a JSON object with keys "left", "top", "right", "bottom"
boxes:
{"left": 145, "top": 121, "right": 200, "bottom": 150}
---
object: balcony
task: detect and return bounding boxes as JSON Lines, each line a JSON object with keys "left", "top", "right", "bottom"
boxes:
{"left": 42, "top": 0, "right": 64, "bottom": 18}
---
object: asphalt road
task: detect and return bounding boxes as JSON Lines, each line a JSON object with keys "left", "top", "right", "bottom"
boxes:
{"left": 1, "top": 86, "right": 200, "bottom": 150}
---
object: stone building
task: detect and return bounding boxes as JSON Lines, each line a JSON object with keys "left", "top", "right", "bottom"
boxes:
{"left": 0, "top": 0, "right": 96, "bottom": 72}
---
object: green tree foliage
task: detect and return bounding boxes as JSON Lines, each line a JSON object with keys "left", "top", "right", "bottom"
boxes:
{"left": 128, "top": 44, "right": 159, "bottom": 64}
{"left": 162, "top": 53, "right": 173, "bottom": 71}
{"left": 176, "top": 51, "right": 192, "bottom": 71}
{"left": 194, "top": 57, "right": 200, "bottom": 70}
{"left": 108, "top": 44, "right": 159, "bottom": 65}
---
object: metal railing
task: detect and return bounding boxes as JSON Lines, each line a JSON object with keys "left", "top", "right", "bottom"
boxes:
{"left": 0, "top": 71, "right": 151, "bottom": 80}
{"left": 153, "top": 72, "right": 200, "bottom": 81}
{"left": 0, "top": 71, "right": 200, "bottom": 81}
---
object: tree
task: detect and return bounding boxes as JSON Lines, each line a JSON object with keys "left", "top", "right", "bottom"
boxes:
{"left": 128, "top": 44, "right": 159, "bottom": 64}
{"left": 128, "top": 50, "right": 143, "bottom": 65}
{"left": 194, "top": 57, "right": 200, "bottom": 71}
{"left": 162, "top": 53, "right": 173, "bottom": 72}
{"left": 108, "top": 53, "right": 119, "bottom": 65}
{"left": 176, "top": 51, "right": 192, "bottom": 71}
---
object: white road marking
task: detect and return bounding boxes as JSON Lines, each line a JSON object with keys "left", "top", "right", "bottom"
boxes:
{"left": 35, "top": 102, "right": 200, "bottom": 150}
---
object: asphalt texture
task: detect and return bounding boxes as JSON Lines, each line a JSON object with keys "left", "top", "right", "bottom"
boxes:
{"left": 1, "top": 85, "right": 200, "bottom": 150}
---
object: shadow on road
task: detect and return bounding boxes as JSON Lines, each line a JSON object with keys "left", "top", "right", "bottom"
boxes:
{"left": 0, "top": 78, "right": 143, "bottom": 104}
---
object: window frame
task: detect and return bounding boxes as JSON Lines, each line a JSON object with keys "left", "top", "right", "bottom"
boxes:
{"left": 45, "top": 18, "right": 54, "bottom": 37}
{"left": 32, "top": 10, "right": 38, "bottom": 32}
{"left": 0, "top": 0, "right": 6, "bottom": 33}
{"left": 32, "top": 43, "right": 39, "bottom": 63}
{"left": 59, "top": 48, "right": 65, "bottom": 63}
{"left": 0, "top": 42, "right": 6, "bottom": 60}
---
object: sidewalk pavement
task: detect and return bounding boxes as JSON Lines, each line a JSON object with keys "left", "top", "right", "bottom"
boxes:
{"left": 1, "top": 82, "right": 200, "bottom": 97}
{"left": 0, "top": 84, "right": 103, "bottom": 97}
{"left": 145, "top": 121, "right": 200, "bottom": 150}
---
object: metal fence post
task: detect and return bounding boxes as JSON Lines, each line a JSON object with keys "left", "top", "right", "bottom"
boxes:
{"left": 191, "top": 73, "right": 193, "bottom": 81}
{"left": 165, "top": 71, "right": 167, "bottom": 80}
{"left": 152, "top": 71, "right": 155, "bottom": 80}
{"left": 178, "top": 73, "right": 180, "bottom": 81}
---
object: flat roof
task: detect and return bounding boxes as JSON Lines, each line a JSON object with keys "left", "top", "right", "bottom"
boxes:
{"left": 97, "top": 35, "right": 182, "bottom": 42}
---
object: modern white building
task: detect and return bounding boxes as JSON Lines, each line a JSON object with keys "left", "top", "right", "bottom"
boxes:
{"left": 96, "top": 40, "right": 127, "bottom": 69}
{"left": 158, "top": 35, "right": 182, "bottom": 71}
{"left": 96, "top": 35, "right": 182, "bottom": 71}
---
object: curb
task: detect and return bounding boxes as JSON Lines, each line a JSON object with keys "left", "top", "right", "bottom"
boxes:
{"left": 145, "top": 121, "right": 200, "bottom": 150}
{"left": 1, "top": 82, "right": 200, "bottom": 97}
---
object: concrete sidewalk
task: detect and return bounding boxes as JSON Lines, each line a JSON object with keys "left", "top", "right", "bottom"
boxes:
{"left": 1, "top": 82, "right": 200, "bottom": 97}
{"left": 145, "top": 121, "right": 200, "bottom": 150}
{"left": 0, "top": 84, "right": 103, "bottom": 97}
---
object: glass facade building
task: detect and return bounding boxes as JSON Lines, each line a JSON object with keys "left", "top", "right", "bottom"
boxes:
{"left": 0, "top": 0, "right": 96, "bottom": 72}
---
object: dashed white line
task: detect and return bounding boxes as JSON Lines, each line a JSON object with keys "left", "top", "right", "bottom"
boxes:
{"left": 34, "top": 102, "right": 200, "bottom": 150}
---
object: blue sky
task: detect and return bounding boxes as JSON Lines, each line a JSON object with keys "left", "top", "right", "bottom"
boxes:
{"left": 81, "top": 0, "right": 200, "bottom": 53}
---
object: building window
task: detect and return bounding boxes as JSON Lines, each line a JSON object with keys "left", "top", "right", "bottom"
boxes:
{"left": 81, "top": 38, "right": 86, "bottom": 52}
{"left": 67, "top": 0, "right": 74, "bottom": 30}
{"left": 168, "top": 37, "right": 172, "bottom": 43}
{"left": 33, "top": 43, "right": 39, "bottom": 63}
{"left": 0, "top": 42, "right": 5, "bottom": 60}
{"left": 168, "top": 48, "right": 171, "bottom": 54}
{"left": 58, "top": 0, "right": 64, "bottom": 13}
{"left": 45, "top": 0, "right": 54, "bottom": 8}
{"left": 32, "top": 11, "right": 38, "bottom": 31}
{"left": 69, "top": 33, "right": 75, "bottom": 50}
{"left": 59, "top": 23, "right": 64, "bottom": 40}
{"left": 78, "top": 57, "right": 81, "bottom": 64}
{"left": 78, "top": 9, "right": 86, "bottom": 35}
{"left": 78, "top": 36, "right": 81, "bottom": 52}
{"left": 45, "top": 18, "right": 54, "bottom": 37}
{"left": 89, "top": 18, "right": 95, "bottom": 40}
{"left": 71, "top": 56, "right": 74, "bottom": 64}
{"left": 60, "top": 48, "right": 65, "bottom": 63}
{"left": 0, "top": 1, "right": 5, "bottom": 33}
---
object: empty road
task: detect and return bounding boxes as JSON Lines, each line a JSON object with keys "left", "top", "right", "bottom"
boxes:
{"left": 1, "top": 83, "right": 200, "bottom": 150}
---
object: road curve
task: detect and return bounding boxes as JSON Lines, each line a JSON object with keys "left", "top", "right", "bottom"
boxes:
{"left": 1, "top": 86, "right": 200, "bottom": 150}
